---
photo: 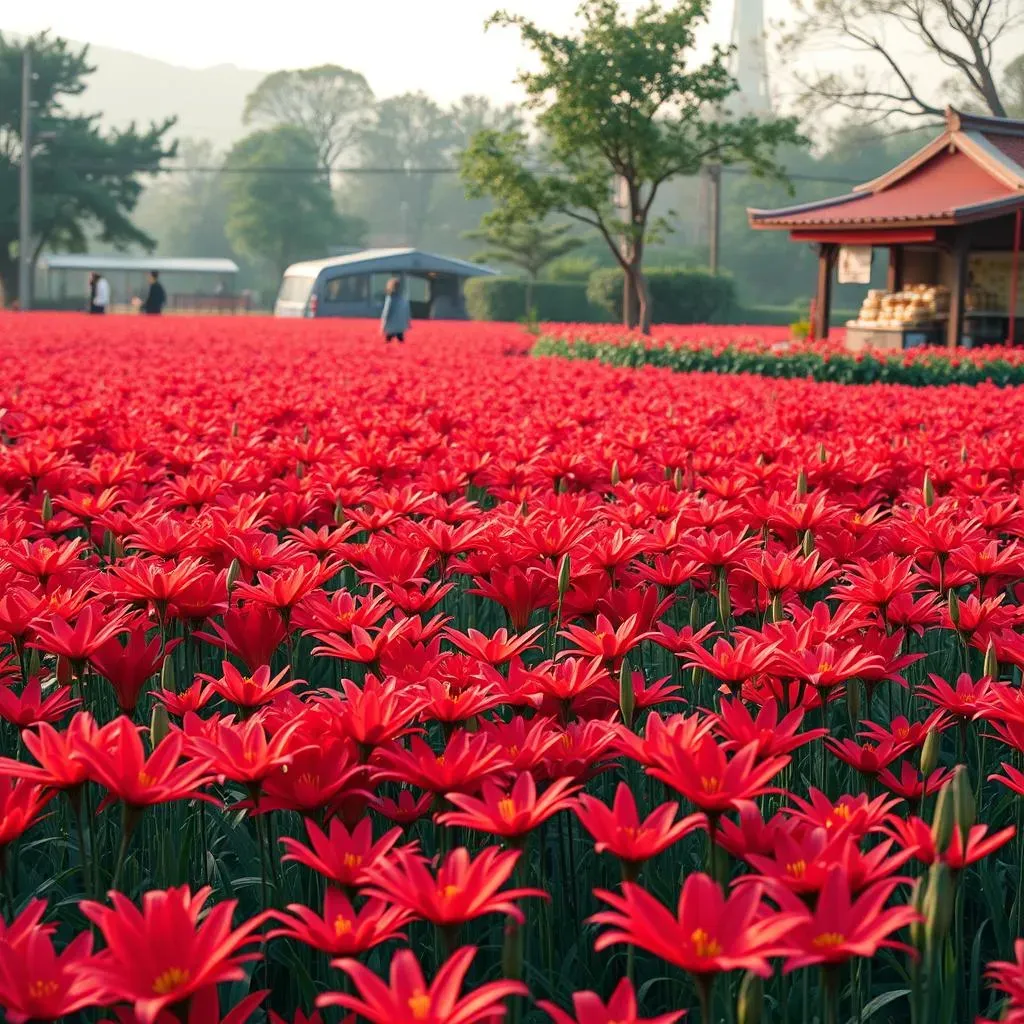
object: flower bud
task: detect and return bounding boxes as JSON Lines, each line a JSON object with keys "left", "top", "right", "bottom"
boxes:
{"left": 334, "top": 500, "right": 345, "bottom": 525}
{"left": 796, "top": 468, "right": 808, "bottom": 498}
{"left": 672, "top": 467, "right": 683, "bottom": 492}
{"left": 619, "top": 660, "right": 635, "bottom": 730}
{"left": 295, "top": 461, "right": 305, "bottom": 480}
{"left": 984, "top": 640, "right": 999, "bottom": 681}
{"left": 150, "top": 703, "right": 170, "bottom": 749}
{"left": 817, "top": 443, "right": 827, "bottom": 465}
{"left": 40, "top": 492, "right": 53, "bottom": 523}
{"left": 930, "top": 779, "right": 956, "bottom": 855}
{"left": 226, "top": 557, "right": 242, "bottom": 594}
{"left": 716, "top": 568, "right": 731, "bottom": 625}
{"left": 953, "top": 766, "right": 976, "bottom": 837}
{"left": 230, "top": 421, "right": 239, "bottom": 437}
{"left": 557, "top": 554, "right": 572, "bottom": 599}
{"left": 947, "top": 590, "right": 960, "bottom": 628}
{"left": 919, "top": 727, "right": 941, "bottom": 777}
{"left": 922, "top": 471, "right": 935, "bottom": 507}
{"left": 737, "top": 971, "right": 763, "bottom": 1024}
{"left": 909, "top": 876, "right": 926, "bottom": 950}
{"left": 846, "top": 679, "right": 860, "bottom": 727}
{"left": 27, "top": 648, "right": 40, "bottom": 679}
{"left": 689, "top": 598, "right": 700, "bottom": 631}
{"left": 801, "top": 530, "right": 815, "bottom": 557}
{"left": 923, "top": 862, "right": 954, "bottom": 943}
{"left": 160, "top": 656, "right": 176, "bottom": 694}
{"left": 960, "top": 443, "right": 968, "bottom": 464}
{"left": 610, "top": 461, "right": 620, "bottom": 486}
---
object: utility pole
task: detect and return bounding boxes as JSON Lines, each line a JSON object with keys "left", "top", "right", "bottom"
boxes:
{"left": 18, "top": 44, "right": 32, "bottom": 310}
{"left": 707, "top": 163, "right": 722, "bottom": 276}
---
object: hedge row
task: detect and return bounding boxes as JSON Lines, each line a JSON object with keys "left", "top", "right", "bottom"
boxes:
{"left": 532, "top": 335, "right": 1024, "bottom": 388}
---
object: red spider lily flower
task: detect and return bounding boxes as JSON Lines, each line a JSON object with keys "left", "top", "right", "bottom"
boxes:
{"left": 778, "top": 642, "right": 884, "bottom": 690}
{"left": 678, "top": 529, "right": 761, "bottom": 573}
{"left": 0, "top": 777, "right": 51, "bottom": 849}
{"left": 371, "top": 788, "right": 434, "bottom": 825}
{"left": 27, "top": 605, "right": 133, "bottom": 664}
{"left": 831, "top": 554, "right": 920, "bottom": 612}
{"left": 882, "top": 813, "right": 1016, "bottom": 871}
{"left": 591, "top": 872, "right": 799, "bottom": 978}
{"left": 443, "top": 624, "right": 544, "bottom": 666}
{"left": 0, "top": 712, "right": 97, "bottom": 793}
{"left": 740, "top": 548, "right": 841, "bottom": 597}
{"left": 713, "top": 699, "right": 825, "bottom": 758}
{"left": 776, "top": 867, "right": 920, "bottom": 972}
{"left": 0, "top": 909, "right": 102, "bottom": 1022}
{"left": 311, "top": 620, "right": 416, "bottom": 665}
{"left": 293, "top": 589, "right": 392, "bottom": 635}
{"left": 4, "top": 537, "right": 87, "bottom": 583}
{"left": 616, "top": 711, "right": 717, "bottom": 768}
{"left": 649, "top": 621, "right": 718, "bottom": 657}
{"left": 0, "top": 674, "right": 79, "bottom": 729}
{"left": 79, "top": 885, "right": 270, "bottom": 1024}
{"left": 918, "top": 672, "right": 992, "bottom": 722}
{"left": 715, "top": 800, "right": 792, "bottom": 860}
{"left": 374, "top": 732, "right": 510, "bottom": 795}
{"left": 254, "top": 737, "right": 366, "bottom": 817}
{"left": 165, "top": 569, "right": 229, "bottom": 625}
{"left": 858, "top": 711, "right": 949, "bottom": 749}
{"left": 418, "top": 677, "right": 506, "bottom": 725}
{"left": 476, "top": 715, "right": 564, "bottom": 773}
{"left": 538, "top": 977, "right": 685, "bottom": 1024}
{"left": 313, "top": 677, "right": 427, "bottom": 751}
{"left": 785, "top": 789, "right": 898, "bottom": 840}
{"left": 574, "top": 782, "right": 706, "bottom": 873}
{"left": 438, "top": 772, "right": 580, "bottom": 839}
{"left": 881, "top": 590, "right": 943, "bottom": 635}
{"left": 104, "top": 556, "right": 212, "bottom": 612}
{"left": 193, "top": 603, "right": 287, "bottom": 673}
{"left": 682, "top": 636, "right": 780, "bottom": 691}
{"left": 231, "top": 557, "right": 339, "bottom": 617}
{"left": 268, "top": 889, "right": 411, "bottom": 956}
{"left": 183, "top": 714, "right": 309, "bottom": 792}
{"left": 362, "top": 846, "right": 547, "bottom": 928}
{"left": 519, "top": 656, "right": 611, "bottom": 706}
{"left": 280, "top": 816, "right": 407, "bottom": 888}
{"left": 150, "top": 681, "right": 210, "bottom": 719}
{"left": 743, "top": 828, "right": 912, "bottom": 896}
{"left": 199, "top": 661, "right": 299, "bottom": 711}
{"left": 876, "top": 762, "right": 952, "bottom": 805}
{"left": 0, "top": 586, "right": 50, "bottom": 646}
{"left": 984, "top": 941, "right": 1024, "bottom": 1020}
{"left": 558, "top": 614, "right": 655, "bottom": 669}
{"left": 103, "top": 987, "right": 268, "bottom": 1023}
{"left": 89, "top": 628, "right": 180, "bottom": 713}
{"left": 318, "top": 946, "right": 527, "bottom": 1024}
{"left": 578, "top": 669, "right": 683, "bottom": 720}
{"left": 543, "top": 720, "right": 620, "bottom": 782}
{"left": 75, "top": 717, "right": 216, "bottom": 811}
{"left": 647, "top": 735, "right": 789, "bottom": 818}
{"left": 825, "top": 738, "right": 905, "bottom": 778}
{"left": 468, "top": 567, "right": 557, "bottom": 633}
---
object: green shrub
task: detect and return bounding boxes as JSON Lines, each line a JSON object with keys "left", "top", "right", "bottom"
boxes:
{"left": 464, "top": 277, "right": 606, "bottom": 323}
{"left": 790, "top": 320, "right": 811, "bottom": 340}
{"left": 544, "top": 255, "right": 602, "bottom": 282}
{"left": 586, "top": 267, "right": 737, "bottom": 324}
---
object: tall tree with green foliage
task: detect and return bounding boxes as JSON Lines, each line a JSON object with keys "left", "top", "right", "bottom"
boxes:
{"left": 0, "top": 32, "right": 175, "bottom": 303}
{"left": 243, "top": 65, "right": 374, "bottom": 173}
{"left": 465, "top": 219, "right": 585, "bottom": 314}
{"left": 223, "top": 125, "right": 363, "bottom": 280}
{"left": 460, "top": 0, "right": 801, "bottom": 332}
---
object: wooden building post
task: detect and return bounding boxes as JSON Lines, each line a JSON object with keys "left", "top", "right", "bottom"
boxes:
{"left": 947, "top": 234, "right": 970, "bottom": 349}
{"left": 886, "top": 246, "right": 904, "bottom": 293}
{"left": 814, "top": 244, "right": 835, "bottom": 340}
{"left": 1010, "top": 208, "right": 1022, "bottom": 347}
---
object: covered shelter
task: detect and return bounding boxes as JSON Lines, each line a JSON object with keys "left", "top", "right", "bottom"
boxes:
{"left": 748, "top": 109, "right": 1024, "bottom": 349}
{"left": 38, "top": 256, "right": 244, "bottom": 313}
{"left": 274, "top": 248, "right": 496, "bottom": 320}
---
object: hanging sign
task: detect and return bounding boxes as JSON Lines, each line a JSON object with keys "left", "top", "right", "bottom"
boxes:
{"left": 838, "top": 246, "right": 873, "bottom": 285}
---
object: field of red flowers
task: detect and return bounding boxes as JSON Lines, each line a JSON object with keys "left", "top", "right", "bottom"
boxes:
{"left": 2, "top": 312, "right": 1024, "bottom": 1023}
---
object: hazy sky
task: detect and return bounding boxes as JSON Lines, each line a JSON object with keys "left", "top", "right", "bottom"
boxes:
{"left": 4, "top": 0, "right": 745, "bottom": 104}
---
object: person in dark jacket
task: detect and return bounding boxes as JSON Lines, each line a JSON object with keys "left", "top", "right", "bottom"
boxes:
{"left": 142, "top": 271, "right": 167, "bottom": 315}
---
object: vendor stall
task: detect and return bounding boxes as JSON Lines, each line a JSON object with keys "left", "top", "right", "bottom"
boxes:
{"left": 748, "top": 108, "right": 1024, "bottom": 349}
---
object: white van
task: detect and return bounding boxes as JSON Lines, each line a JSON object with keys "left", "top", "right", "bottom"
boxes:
{"left": 274, "top": 248, "right": 496, "bottom": 320}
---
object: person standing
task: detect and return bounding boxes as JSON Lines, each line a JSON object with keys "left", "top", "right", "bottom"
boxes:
{"left": 90, "top": 272, "right": 110, "bottom": 314}
{"left": 380, "top": 277, "right": 410, "bottom": 343}
{"left": 142, "top": 271, "right": 167, "bottom": 315}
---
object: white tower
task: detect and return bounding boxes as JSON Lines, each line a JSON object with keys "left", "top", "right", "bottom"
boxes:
{"left": 730, "top": 0, "right": 771, "bottom": 116}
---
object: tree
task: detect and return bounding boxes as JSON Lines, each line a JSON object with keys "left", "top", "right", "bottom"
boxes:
{"left": 243, "top": 65, "right": 374, "bottom": 173}
{"left": 223, "top": 125, "right": 360, "bottom": 280}
{"left": 781, "top": 0, "right": 1024, "bottom": 122}
{"left": 1005, "top": 54, "right": 1024, "bottom": 116}
{"left": 460, "top": 0, "right": 801, "bottom": 332}
{"left": 0, "top": 32, "right": 175, "bottom": 302}
{"left": 464, "top": 219, "right": 585, "bottom": 313}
